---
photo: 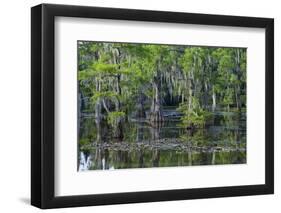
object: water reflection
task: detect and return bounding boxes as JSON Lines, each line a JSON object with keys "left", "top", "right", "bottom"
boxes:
{"left": 78, "top": 110, "right": 246, "bottom": 171}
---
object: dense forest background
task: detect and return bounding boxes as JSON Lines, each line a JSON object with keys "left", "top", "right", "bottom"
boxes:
{"left": 78, "top": 41, "right": 246, "bottom": 141}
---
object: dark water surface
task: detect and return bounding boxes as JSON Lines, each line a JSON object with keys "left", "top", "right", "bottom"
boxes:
{"left": 78, "top": 109, "right": 246, "bottom": 171}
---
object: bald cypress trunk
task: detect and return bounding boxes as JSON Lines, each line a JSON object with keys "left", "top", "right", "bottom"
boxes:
{"left": 78, "top": 89, "right": 82, "bottom": 132}
{"left": 235, "top": 49, "right": 242, "bottom": 111}
{"left": 149, "top": 64, "right": 164, "bottom": 124}
{"left": 149, "top": 81, "right": 164, "bottom": 124}
{"left": 212, "top": 87, "right": 216, "bottom": 112}
{"left": 113, "top": 74, "right": 124, "bottom": 140}
{"left": 136, "top": 92, "right": 146, "bottom": 118}
{"left": 95, "top": 80, "right": 102, "bottom": 143}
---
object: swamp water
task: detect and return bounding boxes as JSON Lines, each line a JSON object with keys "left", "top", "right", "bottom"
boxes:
{"left": 78, "top": 108, "right": 246, "bottom": 171}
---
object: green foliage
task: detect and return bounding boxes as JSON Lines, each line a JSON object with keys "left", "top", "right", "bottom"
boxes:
{"left": 107, "top": 111, "right": 125, "bottom": 126}
{"left": 78, "top": 41, "right": 246, "bottom": 131}
{"left": 177, "top": 98, "right": 212, "bottom": 128}
{"left": 90, "top": 91, "right": 120, "bottom": 103}
{"left": 79, "top": 138, "right": 91, "bottom": 146}
{"left": 79, "top": 138, "right": 92, "bottom": 153}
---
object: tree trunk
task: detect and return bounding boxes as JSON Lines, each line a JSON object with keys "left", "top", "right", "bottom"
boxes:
{"left": 152, "top": 149, "right": 160, "bottom": 167}
{"left": 203, "top": 81, "right": 209, "bottom": 108}
{"left": 188, "top": 150, "right": 192, "bottom": 166}
{"left": 235, "top": 49, "right": 242, "bottom": 111}
{"left": 136, "top": 92, "right": 146, "bottom": 118}
{"left": 136, "top": 119, "right": 144, "bottom": 142}
{"left": 78, "top": 89, "right": 82, "bottom": 132}
{"left": 211, "top": 150, "right": 216, "bottom": 165}
{"left": 149, "top": 81, "right": 164, "bottom": 124}
{"left": 235, "top": 85, "right": 241, "bottom": 111}
{"left": 212, "top": 87, "right": 216, "bottom": 112}
{"left": 138, "top": 148, "right": 144, "bottom": 168}
{"left": 113, "top": 74, "right": 124, "bottom": 139}
{"left": 188, "top": 78, "right": 193, "bottom": 111}
{"left": 95, "top": 80, "right": 102, "bottom": 143}
{"left": 150, "top": 125, "right": 161, "bottom": 141}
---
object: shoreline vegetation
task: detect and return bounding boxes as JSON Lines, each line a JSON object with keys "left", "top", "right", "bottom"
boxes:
{"left": 78, "top": 41, "right": 247, "bottom": 170}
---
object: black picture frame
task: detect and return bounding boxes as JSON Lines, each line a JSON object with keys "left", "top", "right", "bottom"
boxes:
{"left": 31, "top": 3, "right": 274, "bottom": 209}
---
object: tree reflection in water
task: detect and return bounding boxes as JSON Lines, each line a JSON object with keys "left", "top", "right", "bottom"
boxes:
{"left": 78, "top": 110, "right": 246, "bottom": 171}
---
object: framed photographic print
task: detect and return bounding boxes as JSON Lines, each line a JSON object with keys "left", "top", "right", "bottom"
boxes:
{"left": 31, "top": 3, "right": 274, "bottom": 209}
